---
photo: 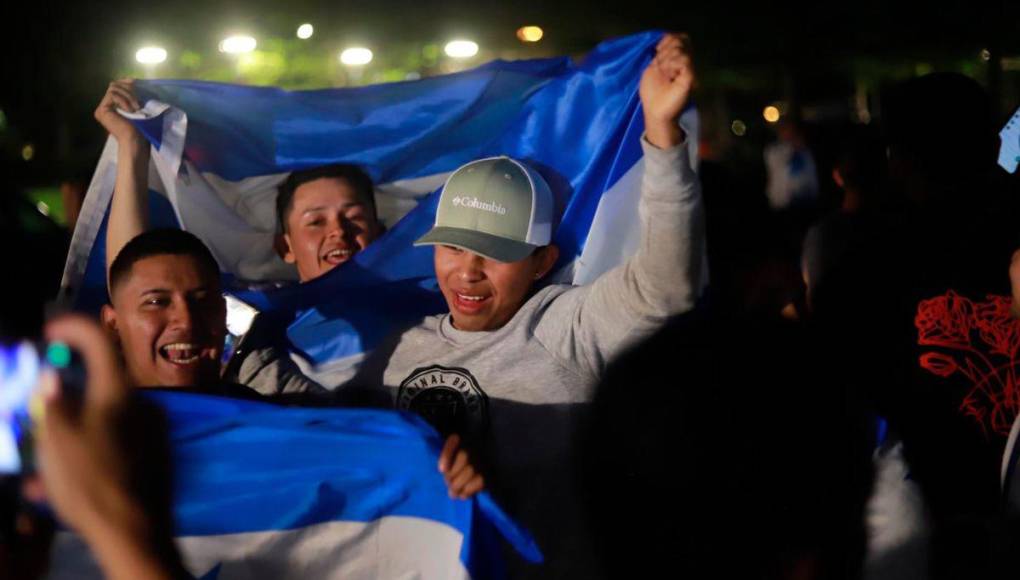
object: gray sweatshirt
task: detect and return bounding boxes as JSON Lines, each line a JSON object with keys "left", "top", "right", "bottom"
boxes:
{"left": 347, "top": 137, "right": 704, "bottom": 578}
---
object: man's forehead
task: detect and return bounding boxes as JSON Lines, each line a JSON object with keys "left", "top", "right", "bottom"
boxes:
{"left": 116, "top": 254, "right": 219, "bottom": 295}
{"left": 292, "top": 177, "right": 364, "bottom": 208}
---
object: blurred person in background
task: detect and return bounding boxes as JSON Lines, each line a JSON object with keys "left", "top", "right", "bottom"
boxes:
{"left": 765, "top": 117, "right": 820, "bottom": 212}
{"left": 580, "top": 308, "right": 874, "bottom": 579}
{"left": 801, "top": 125, "right": 888, "bottom": 307}
{"left": 813, "top": 72, "right": 1020, "bottom": 578}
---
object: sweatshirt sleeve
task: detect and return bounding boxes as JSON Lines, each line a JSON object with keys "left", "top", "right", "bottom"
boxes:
{"left": 534, "top": 135, "right": 705, "bottom": 377}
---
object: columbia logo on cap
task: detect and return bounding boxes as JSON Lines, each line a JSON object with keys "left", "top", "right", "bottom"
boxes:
{"left": 451, "top": 196, "right": 509, "bottom": 216}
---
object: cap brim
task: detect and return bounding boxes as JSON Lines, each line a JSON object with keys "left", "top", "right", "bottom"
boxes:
{"left": 414, "top": 226, "right": 537, "bottom": 263}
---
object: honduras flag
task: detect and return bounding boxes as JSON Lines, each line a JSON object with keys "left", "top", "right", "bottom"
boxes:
{"left": 48, "top": 391, "right": 543, "bottom": 579}
{"left": 60, "top": 30, "right": 699, "bottom": 383}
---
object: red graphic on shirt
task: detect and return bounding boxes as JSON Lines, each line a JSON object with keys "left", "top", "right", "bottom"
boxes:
{"left": 915, "top": 291, "right": 1020, "bottom": 437}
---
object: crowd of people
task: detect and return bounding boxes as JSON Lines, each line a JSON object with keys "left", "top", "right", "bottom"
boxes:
{"left": 3, "top": 31, "right": 1020, "bottom": 579}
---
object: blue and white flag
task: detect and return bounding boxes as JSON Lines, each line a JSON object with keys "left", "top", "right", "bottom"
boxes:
{"left": 48, "top": 391, "right": 542, "bottom": 579}
{"left": 60, "top": 30, "right": 698, "bottom": 381}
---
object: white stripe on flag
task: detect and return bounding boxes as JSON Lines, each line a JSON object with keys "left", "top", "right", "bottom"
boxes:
{"left": 60, "top": 98, "right": 451, "bottom": 292}
{"left": 48, "top": 516, "right": 471, "bottom": 580}
{"left": 58, "top": 136, "right": 118, "bottom": 296}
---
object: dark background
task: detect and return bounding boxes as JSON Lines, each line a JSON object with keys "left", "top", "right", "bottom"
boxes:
{"left": 0, "top": 0, "right": 1016, "bottom": 190}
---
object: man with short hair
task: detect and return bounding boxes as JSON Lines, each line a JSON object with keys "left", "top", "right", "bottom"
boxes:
{"left": 101, "top": 228, "right": 263, "bottom": 397}
{"left": 347, "top": 33, "right": 703, "bottom": 577}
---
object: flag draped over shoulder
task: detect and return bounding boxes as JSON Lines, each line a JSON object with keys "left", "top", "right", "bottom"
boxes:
{"left": 48, "top": 392, "right": 542, "bottom": 579}
{"left": 61, "top": 30, "right": 698, "bottom": 378}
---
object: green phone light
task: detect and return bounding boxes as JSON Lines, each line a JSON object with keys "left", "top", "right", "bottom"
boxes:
{"left": 46, "top": 342, "right": 72, "bottom": 368}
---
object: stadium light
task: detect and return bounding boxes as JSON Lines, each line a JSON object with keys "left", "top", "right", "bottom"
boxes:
{"left": 444, "top": 40, "right": 479, "bottom": 59}
{"left": 340, "top": 47, "right": 373, "bottom": 66}
{"left": 135, "top": 46, "right": 168, "bottom": 65}
{"left": 297, "top": 24, "right": 314, "bottom": 40}
{"left": 516, "top": 26, "right": 544, "bottom": 43}
{"left": 220, "top": 35, "right": 257, "bottom": 54}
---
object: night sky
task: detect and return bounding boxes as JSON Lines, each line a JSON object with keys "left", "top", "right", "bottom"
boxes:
{"left": 0, "top": 0, "right": 1016, "bottom": 184}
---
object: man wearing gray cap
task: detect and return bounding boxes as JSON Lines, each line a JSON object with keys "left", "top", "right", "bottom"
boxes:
{"left": 349, "top": 33, "right": 702, "bottom": 577}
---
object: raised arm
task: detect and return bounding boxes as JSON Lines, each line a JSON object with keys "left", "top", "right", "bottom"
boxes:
{"left": 94, "top": 79, "right": 150, "bottom": 286}
{"left": 537, "top": 33, "right": 705, "bottom": 374}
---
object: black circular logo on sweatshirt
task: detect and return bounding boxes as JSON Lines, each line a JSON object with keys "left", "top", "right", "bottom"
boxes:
{"left": 397, "top": 365, "right": 488, "bottom": 439}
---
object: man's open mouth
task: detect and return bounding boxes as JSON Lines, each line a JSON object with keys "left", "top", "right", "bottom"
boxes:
{"left": 159, "top": 342, "right": 203, "bottom": 365}
{"left": 323, "top": 248, "right": 354, "bottom": 265}
{"left": 453, "top": 292, "right": 492, "bottom": 313}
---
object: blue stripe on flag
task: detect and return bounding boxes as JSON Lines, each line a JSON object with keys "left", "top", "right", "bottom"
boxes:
{"left": 133, "top": 58, "right": 571, "bottom": 183}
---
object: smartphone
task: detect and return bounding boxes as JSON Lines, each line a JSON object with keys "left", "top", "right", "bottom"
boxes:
{"left": 0, "top": 342, "right": 83, "bottom": 475}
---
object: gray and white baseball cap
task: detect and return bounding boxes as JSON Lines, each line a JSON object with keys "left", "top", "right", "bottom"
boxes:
{"left": 414, "top": 156, "right": 555, "bottom": 263}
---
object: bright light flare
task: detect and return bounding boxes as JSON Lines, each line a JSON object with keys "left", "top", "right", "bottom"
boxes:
{"left": 297, "top": 24, "right": 314, "bottom": 39}
{"left": 444, "top": 40, "right": 479, "bottom": 58}
{"left": 135, "top": 46, "right": 167, "bottom": 65}
{"left": 340, "top": 47, "right": 373, "bottom": 66}
{"left": 219, "top": 35, "right": 257, "bottom": 54}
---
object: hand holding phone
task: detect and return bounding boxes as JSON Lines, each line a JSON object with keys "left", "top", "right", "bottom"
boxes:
{"left": 27, "top": 315, "right": 184, "bottom": 579}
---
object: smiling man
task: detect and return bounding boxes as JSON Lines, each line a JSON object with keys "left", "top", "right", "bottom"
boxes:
{"left": 101, "top": 228, "right": 248, "bottom": 394}
{"left": 275, "top": 164, "right": 383, "bottom": 282}
{"left": 347, "top": 33, "right": 703, "bottom": 578}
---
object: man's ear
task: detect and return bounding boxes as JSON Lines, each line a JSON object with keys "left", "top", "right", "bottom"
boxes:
{"left": 100, "top": 304, "right": 119, "bottom": 336}
{"left": 534, "top": 244, "right": 560, "bottom": 280}
{"left": 276, "top": 233, "right": 296, "bottom": 264}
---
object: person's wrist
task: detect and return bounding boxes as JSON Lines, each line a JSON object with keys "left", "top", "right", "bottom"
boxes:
{"left": 85, "top": 498, "right": 171, "bottom": 580}
{"left": 76, "top": 484, "right": 147, "bottom": 549}
{"left": 92, "top": 526, "right": 174, "bottom": 580}
{"left": 117, "top": 131, "right": 148, "bottom": 155}
{"left": 71, "top": 468, "right": 180, "bottom": 579}
{"left": 644, "top": 115, "right": 684, "bottom": 149}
